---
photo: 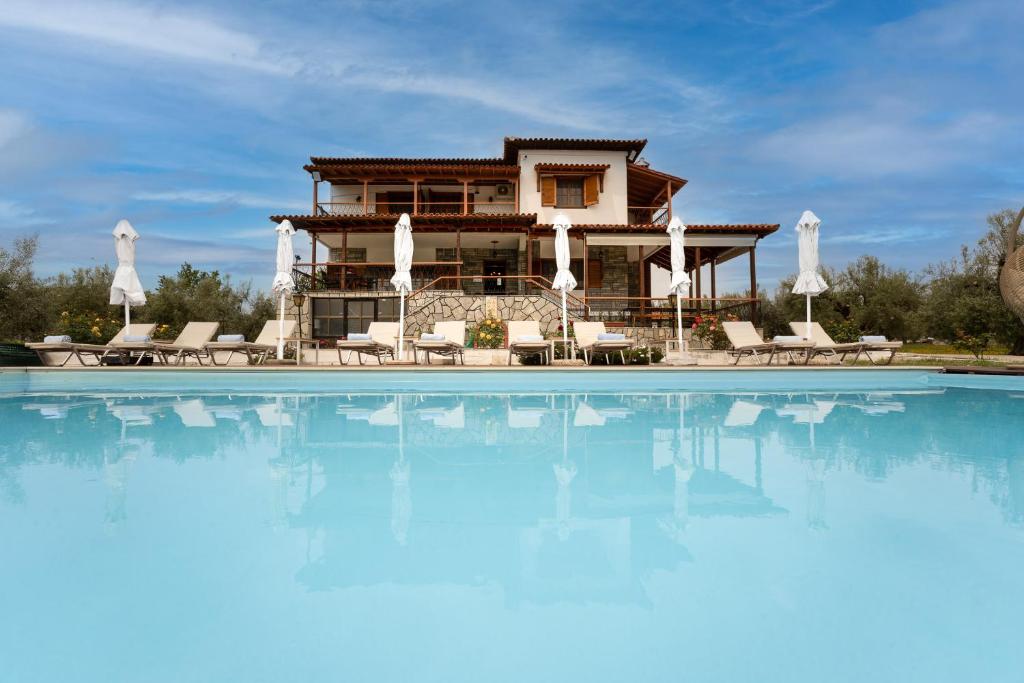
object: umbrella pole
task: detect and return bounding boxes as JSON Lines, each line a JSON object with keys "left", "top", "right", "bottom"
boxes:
{"left": 124, "top": 302, "right": 130, "bottom": 329}
{"left": 676, "top": 294, "right": 684, "bottom": 356}
{"left": 561, "top": 289, "right": 568, "bottom": 354}
{"left": 277, "top": 292, "right": 286, "bottom": 360}
{"left": 805, "top": 294, "right": 812, "bottom": 340}
{"left": 398, "top": 290, "right": 406, "bottom": 361}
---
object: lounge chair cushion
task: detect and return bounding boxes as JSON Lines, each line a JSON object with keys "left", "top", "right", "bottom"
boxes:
{"left": 515, "top": 335, "right": 544, "bottom": 342}
{"left": 124, "top": 335, "right": 152, "bottom": 343}
{"left": 346, "top": 333, "right": 372, "bottom": 341}
{"left": 773, "top": 335, "right": 804, "bottom": 343}
{"left": 43, "top": 335, "right": 72, "bottom": 344}
{"left": 217, "top": 334, "right": 245, "bottom": 342}
{"left": 860, "top": 335, "right": 887, "bottom": 342}
{"left": 597, "top": 333, "right": 626, "bottom": 341}
{"left": 421, "top": 333, "right": 446, "bottom": 341}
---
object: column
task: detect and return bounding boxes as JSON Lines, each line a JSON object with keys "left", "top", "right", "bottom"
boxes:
{"left": 583, "top": 233, "right": 589, "bottom": 305}
{"left": 665, "top": 181, "right": 672, "bottom": 221}
{"left": 749, "top": 246, "right": 759, "bottom": 326}
{"left": 311, "top": 233, "right": 318, "bottom": 290}
{"left": 412, "top": 179, "right": 419, "bottom": 215}
{"left": 340, "top": 231, "right": 347, "bottom": 291}
{"left": 462, "top": 180, "right": 469, "bottom": 214}
{"left": 710, "top": 258, "right": 717, "bottom": 312}
{"left": 362, "top": 180, "right": 369, "bottom": 214}
{"left": 638, "top": 245, "right": 645, "bottom": 323}
{"left": 694, "top": 247, "right": 701, "bottom": 313}
{"left": 312, "top": 179, "right": 318, "bottom": 215}
{"left": 455, "top": 230, "right": 462, "bottom": 291}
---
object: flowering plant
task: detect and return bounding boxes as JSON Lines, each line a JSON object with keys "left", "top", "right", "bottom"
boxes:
{"left": 472, "top": 317, "right": 504, "bottom": 348}
{"left": 690, "top": 314, "right": 731, "bottom": 350}
{"left": 57, "top": 311, "right": 124, "bottom": 343}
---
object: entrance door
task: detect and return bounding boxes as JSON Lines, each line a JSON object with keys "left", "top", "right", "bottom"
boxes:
{"left": 483, "top": 260, "right": 507, "bottom": 294}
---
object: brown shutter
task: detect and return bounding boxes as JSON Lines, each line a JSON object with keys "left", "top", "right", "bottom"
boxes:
{"left": 587, "top": 258, "right": 603, "bottom": 289}
{"left": 583, "top": 174, "right": 600, "bottom": 206}
{"left": 540, "top": 176, "right": 556, "bottom": 206}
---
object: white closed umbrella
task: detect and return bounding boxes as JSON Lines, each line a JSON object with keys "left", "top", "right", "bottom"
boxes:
{"left": 390, "top": 213, "right": 414, "bottom": 361}
{"left": 272, "top": 220, "right": 296, "bottom": 360}
{"left": 551, "top": 213, "right": 577, "bottom": 353}
{"left": 109, "top": 219, "right": 146, "bottom": 328}
{"left": 791, "top": 210, "right": 828, "bottom": 339}
{"left": 667, "top": 217, "right": 691, "bottom": 357}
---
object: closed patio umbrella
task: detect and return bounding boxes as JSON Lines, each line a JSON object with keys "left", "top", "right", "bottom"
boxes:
{"left": 109, "top": 219, "right": 146, "bottom": 327}
{"left": 390, "top": 213, "right": 414, "bottom": 361}
{"left": 667, "top": 217, "right": 691, "bottom": 357}
{"left": 551, "top": 213, "right": 576, "bottom": 353}
{"left": 791, "top": 210, "right": 828, "bottom": 339}
{"left": 272, "top": 220, "right": 296, "bottom": 360}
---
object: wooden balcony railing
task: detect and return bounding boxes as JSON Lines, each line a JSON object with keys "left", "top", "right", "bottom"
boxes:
{"left": 293, "top": 261, "right": 462, "bottom": 292}
{"left": 627, "top": 206, "right": 670, "bottom": 225}
{"left": 315, "top": 201, "right": 516, "bottom": 217}
{"left": 585, "top": 296, "right": 760, "bottom": 326}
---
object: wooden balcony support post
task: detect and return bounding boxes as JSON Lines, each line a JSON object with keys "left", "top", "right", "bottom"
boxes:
{"left": 362, "top": 180, "right": 368, "bottom": 215}
{"left": 310, "top": 233, "right": 318, "bottom": 289}
{"left": 312, "top": 178, "right": 318, "bottom": 215}
{"left": 665, "top": 181, "right": 673, "bottom": 221}
{"left": 455, "top": 230, "right": 462, "bottom": 290}
{"left": 638, "top": 245, "right": 645, "bottom": 322}
{"left": 412, "top": 179, "right": 420, "bottom": 215}
{"left": 749, "top": 245, "right": 759, "bottom": 326}
{"left": 526, "top": 229, "right": 532, "bottom": 278}
{"left": 694, "top": 246, "right": 702, "bottom": 313}
{"left": 710, "top": 257, "right": 717, "bottom": 312}
{"left": 340, "top": 231, "right": 347, "bottom": 291}
{"left": 513, "top": 179, "right": 519, "bottom": 213}
{"left": 583, "top": 232, "right": 589, "bottom": 305}
{"left": 462, "top": 180, "right": 469, "bottom": 214}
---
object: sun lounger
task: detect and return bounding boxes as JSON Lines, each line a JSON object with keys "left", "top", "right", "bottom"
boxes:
{"left": 336, "top": 322, "right": 399, "bottom": 365}
{"left": 112, "top": 322, "right": 219, "bottom": 365}
{"left": 507, "top": 320, "right": 551, "bottom": 365}
{"left": 855, "top": 335, "right": 903, "bottom": 365}
{"left": 26, "top": 324, "right": 158, "bottom": 366}
{"left": 205, "top": 320, "right": 296, "bottom": 365}
{"left": 573, "top": 322, "right": 634, "bottom": 364}
{"left": 722, "top": 321, "right": 813, "bottom": 365}
{"left": 788, "top": 321, "right": 867, "bottom": 364}
{"left": 413, "top": 321, "right": 466, "bottom": 365}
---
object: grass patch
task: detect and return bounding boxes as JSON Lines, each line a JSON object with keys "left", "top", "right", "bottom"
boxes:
{"left": 856, "top": 358, "right": 1002, "bottom": 367}
{"left": 902, "top": 342, "right": 1010, "bottom": 356}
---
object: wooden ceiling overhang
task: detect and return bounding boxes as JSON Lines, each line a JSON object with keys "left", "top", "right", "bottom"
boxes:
{"left": 627, "top": 165, "right": 688, "bottom": 207}
{"left": 304, "top": 163, "right": 520, "bottom": 182}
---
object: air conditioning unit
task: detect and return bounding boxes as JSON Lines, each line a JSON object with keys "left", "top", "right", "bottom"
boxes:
{"left": 495, "top": 183, "right": 513, "bottom": 196}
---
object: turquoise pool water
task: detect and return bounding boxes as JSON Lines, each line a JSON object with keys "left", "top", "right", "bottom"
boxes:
{"left": 1, "top": 370, "right": 1023, "bottom": 682}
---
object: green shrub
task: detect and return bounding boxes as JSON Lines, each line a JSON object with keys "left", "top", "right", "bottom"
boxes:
{"left": 470, "top": 318, "right": 504, "bottom": 348}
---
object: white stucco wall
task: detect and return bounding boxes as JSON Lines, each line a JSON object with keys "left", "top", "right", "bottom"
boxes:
{"left": 516, "top": 149, "right": 629, "bottom": 224}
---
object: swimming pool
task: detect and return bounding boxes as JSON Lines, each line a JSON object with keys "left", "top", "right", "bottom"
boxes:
{"left": 2, "top": 369, "right": 1022, "bottom": 682}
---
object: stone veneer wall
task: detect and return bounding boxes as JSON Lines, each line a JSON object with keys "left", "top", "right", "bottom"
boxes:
{"left": 405, "top": 294, "right": 566, "bottom": 336}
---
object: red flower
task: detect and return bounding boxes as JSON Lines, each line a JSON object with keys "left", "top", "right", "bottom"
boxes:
{"left": 691, "top": 322, "right": 698, "bottom": 330}
{"left": 695, "top": 316, "right": 703, "bottom": 325}
{"left": 709, "top": 324, "right": 717, "bottom": 331}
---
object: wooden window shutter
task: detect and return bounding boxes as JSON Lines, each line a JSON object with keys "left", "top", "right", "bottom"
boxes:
{"left": 583, "top": 174, "right": 600, "bottom": 206}
{"left": 540, "top": 176, "right": 557, "bottom": 206}
{"left": 587, "top": 258, "right": 603, "bottom": 289}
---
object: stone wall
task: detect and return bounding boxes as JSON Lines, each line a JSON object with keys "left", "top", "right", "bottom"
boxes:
{"left": 405, "top": 293, "right": 565, "bottom": 336}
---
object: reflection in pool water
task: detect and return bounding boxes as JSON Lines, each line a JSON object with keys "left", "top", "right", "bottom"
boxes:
{"left": 2, "top": 383, "right": 1024, "bottom": 682}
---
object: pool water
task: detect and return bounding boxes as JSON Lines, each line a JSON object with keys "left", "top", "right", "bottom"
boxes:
{"left": 2, "top": 370, "right": 1023, "bottom": 682}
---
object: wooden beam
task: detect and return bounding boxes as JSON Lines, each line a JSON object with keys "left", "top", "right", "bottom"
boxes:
{"left": 694, "top": 246, "right": 702, "bottom": 313}
{"left": 362, "top": 180, "right": 368, "bottom": 215}
{"left": 749, "top": 246, "right": 758, "bottom": 326}
{"left": 462, "top": 180, "right": 469, "bottom": 214}
{"left": 455, "top": 230, "right": 462, "bottom": 290}
{"left": 413, "top": 179, "right": 419, "bottom": 215}
{"left": 638, "top": 245, "right": 645, "bottom": 320}
{"left": 311, "top": 233, "right": 318, "bottom": 290}
{"left": 665, "top": 181, "right": 672, "bottom": 221}
{"left": 312, "top": 179, "right": 318, "bottom": 215}
{"left": 513, "top": 179, "right": 519, "bottom": 213}
{"left": 710, "top": 258, "right": 717, "bottom": 312}
{"left": 583, "top": 233, "right": 589, "bottom": 304}
{"left": 340, "top": 231, "right": 347, "bottom": 291}
{"left": 526, "top": 230, "right": 532, "bottom": 278}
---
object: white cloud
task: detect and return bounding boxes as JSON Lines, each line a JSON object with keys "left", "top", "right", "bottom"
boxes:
{"left": 0, "top": 0, "right": 298, "bottom": 75}
{"left": 0, "top": 199, "right": 53, "bottom": 226}
{"left": 132, "top": 190, "right": 307, "bottom": 211}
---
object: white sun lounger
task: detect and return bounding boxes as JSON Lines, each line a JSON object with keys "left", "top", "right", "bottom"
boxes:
{"left": 205, "top": 320, "right": 296, "bottom": 365}
{"left": 113, "top": 322, "right": 219, "bottom": 365}
{"left": 414, "top": 321, "right": 466, "bottom": 365}
{"left": 573, "top": 322, "right": 634, "bottom": 365}
{"left": 507, "top": 320, "right": 552, "bottom": 365}
{"left": 26, "top": 323, "right": 158, "bottom": 366}
{"left": 336, "top": 322, "right": 400, "bottom": 365}
{"left": 722, "top": 321, "right": 813, "bottom": 365}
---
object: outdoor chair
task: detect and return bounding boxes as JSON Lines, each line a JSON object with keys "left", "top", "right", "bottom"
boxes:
{"left": 788, "top": 322, "right": 867, "bottom": 365}
{"left": 336, "top": 322, "right": 400, "bottom": 365}
{"left": 413, "top": 321, "right": 466, "bottom": 365}
{"left": 205, "top": 320, "right": 296, "bottom": 365}
{"left": 506, "top": 320, "right": 552, "bottom": 365}
{"left": 112, "top": 322, "right": 219, "bottom": 365}
{"left": 27, "top": 323, "right": 156, "bottom": 366}
{"left": 573, "top": 322, "right": 634, "bottom": 365}
{"left": 722, "top": 321, "right": 813, "bottom": 365}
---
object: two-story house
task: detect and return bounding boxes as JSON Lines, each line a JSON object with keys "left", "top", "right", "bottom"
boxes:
{"left": 270, "top": 137, "right": 778, "bottom": 340}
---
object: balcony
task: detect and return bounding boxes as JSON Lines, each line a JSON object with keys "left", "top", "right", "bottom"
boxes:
{"left": 316, "top": 201, "right": 517, "bottom": 217}
{"left": 293, "top": 262, "right": 462, "bottom": 292}
{"left": 627, "top": 205, "right": 670, "bottom": 226}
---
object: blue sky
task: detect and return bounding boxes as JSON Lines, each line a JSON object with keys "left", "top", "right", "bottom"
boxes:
{"left": 0, "top": 0, "right": 1021, "bottom": 293}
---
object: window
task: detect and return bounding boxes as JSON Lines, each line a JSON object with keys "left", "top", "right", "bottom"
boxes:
{"left": 556, "top": 178, "right": 584, "bottom": 208}
{"left": 328, "top": 247, "right": 366, "bottom": 262}
{"left": 312, "top": 297, "right": 400, "bottom": 338}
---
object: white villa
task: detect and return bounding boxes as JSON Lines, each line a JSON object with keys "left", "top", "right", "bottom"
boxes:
{"left": 270, "top": 136, "right": 778, "bottom": 339}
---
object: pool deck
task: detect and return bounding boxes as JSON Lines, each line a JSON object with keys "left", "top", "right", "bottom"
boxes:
{"left": 0, "top": 363, "right": 944, "bottom": 373}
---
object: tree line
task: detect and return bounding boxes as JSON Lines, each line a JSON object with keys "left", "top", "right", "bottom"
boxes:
{"left": 0, "top": 237, "right": 275, "bottom": 343}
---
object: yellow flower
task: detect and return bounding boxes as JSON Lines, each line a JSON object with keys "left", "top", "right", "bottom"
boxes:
{"left": 90, "top": 326, "right": 101, "bottom": 336}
